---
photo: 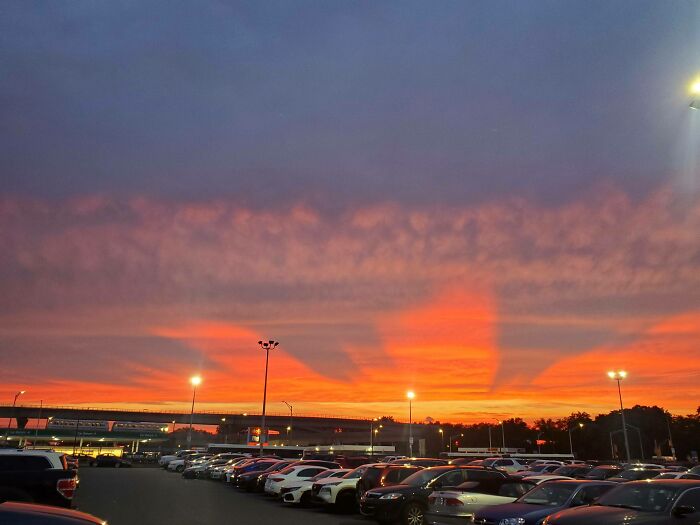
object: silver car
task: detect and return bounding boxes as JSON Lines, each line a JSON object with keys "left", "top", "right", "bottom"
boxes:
{"left": 426, "top": 477, "right": 535, "bottom": 525}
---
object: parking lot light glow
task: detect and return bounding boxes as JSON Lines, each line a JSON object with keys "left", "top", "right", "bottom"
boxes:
{"left": 691, "top": 80, "right": 700, "bottom": 95}
{"left": 190, "top": 376, "right": 202, "bottom": 386}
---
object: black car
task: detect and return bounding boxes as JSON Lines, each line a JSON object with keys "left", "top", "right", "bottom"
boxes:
{"left": 390, "top": 458, "right": 448, "bottom": 468}
{"left": 584, "top": 465, "right": 624, "bottom": 480}
{"left": 550, "top": 465, "right": 592, "bottom": 479}
{"left": 543, "top": 479, "right": 700, "bottom": 524}
{"left": 360, "top": 466, "right": 508, "bottom": 525}
{"left": 473, "top": 480, "right": 615, "bottom": 525}
{"left": 0, "top": 502, "right": 106, "bottom": 524}
{"left": 607, "top": 468, "right": 665, "bottom": 483}
{"left": 90, "top": 454, "right": 131, "bottom": 468}
{"left": 237, "top": 460, "right": 291, "bottom": 491}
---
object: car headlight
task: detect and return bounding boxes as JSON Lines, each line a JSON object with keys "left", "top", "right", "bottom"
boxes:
{"left": 499, "top": 519, "right": 525, "bottom": 525}
{"left": 286, "top": 486, "right": 301, "bottom": 492}
{"left": 320, "top": 486, "right": 332, "bottom": 493}
{"left": 379, "top": 493, "right": 403, "bottom": 500}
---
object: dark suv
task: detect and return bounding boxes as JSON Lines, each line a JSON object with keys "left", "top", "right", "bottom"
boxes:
{"left": 357, "top": 464, "right": 423, "bottom": 500}
{"left": 360, "top": 466, "right": 508, "bottom": 525}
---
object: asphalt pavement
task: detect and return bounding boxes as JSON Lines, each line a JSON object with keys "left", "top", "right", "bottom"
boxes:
{"left": 75, "top": 466, "right": 369, "bottom": 525}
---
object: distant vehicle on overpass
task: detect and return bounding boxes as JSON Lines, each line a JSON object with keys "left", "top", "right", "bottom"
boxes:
{"left": 111, "top": 422, "right": 168, "bottom": 433}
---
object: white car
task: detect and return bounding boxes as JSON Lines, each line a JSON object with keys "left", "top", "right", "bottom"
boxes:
{"left": 158, "top": 450, "right": 196, "bottom": 467}
{"left": 0, "top": 449, "right": 67, "bottom": 470}
{"left": 513, "top": 464, "right": 562, "bottom": 478}
{"left": 281, "top": 469, "right": 350, "bottom": 504}
{"left": 264, "top": 465, "right": 329, "bottom": 496}
{"left": 212, "top": 458, "right": 249, "bottom": 480}
{"left": 314, "top": 465, "right": 369, "bottom": 511}
{"left": 481, "top": 458, "right": 528, "bottom": 473}
{"left": 529, "top": 460, "right": 565, "bottom": 467}
{"left": 655, "top": 472, "right": 700, "bottom": 480}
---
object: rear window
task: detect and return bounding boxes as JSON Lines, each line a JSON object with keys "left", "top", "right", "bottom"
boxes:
{"left": 0, "top": 455, "right": 52, "bottom": 471}
{"left": 363, "top": 467, "right": 385, "bottom": 485}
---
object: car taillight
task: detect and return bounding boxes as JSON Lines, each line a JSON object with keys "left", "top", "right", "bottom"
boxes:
{"left": 57, "top": 478, "right": 77, "bottom": 499}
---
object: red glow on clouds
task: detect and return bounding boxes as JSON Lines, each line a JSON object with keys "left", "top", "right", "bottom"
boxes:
{"left": 1, "top": 189, "right": 699, "bottom": 422}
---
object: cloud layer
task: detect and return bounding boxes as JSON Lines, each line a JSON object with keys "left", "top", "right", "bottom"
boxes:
{"left": 1, "top": 187, "right": 698, "bottom": 421}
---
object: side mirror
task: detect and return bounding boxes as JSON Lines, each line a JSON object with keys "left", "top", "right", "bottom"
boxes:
{"left": 672, "top": 505, "right": 695, "bottom": 517}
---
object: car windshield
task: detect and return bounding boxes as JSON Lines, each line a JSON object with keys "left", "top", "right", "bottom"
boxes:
{"left": 596, "top": 484, "right": 679, "bottom": 512}
{"left": 553, "top": 467, "right": 577, "bottom": 476}
{"left": 311, "top": 470, "right": 336, "bottom": 481}
{"left": 402, "top": 468, "right": 447, "bottom": 487}
{"left": 518, "top": 484, "right": 578, "bottom": 506}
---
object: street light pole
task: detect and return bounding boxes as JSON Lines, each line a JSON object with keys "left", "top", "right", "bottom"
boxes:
{"left": 608, "top": 371, "right": 631, "bottom": 462}
{"left": 568, "top": 423, "right": 583, "bottom": 458}
{"left": 283, "top": 401, "right": 293, "bottom": 442}
{"left": 5, "top": 390, "right": 26, "bottom": 440}
{"left": 439, "top": 429, "right": 444, "bottom": 452}
{"left": 221, "top": 418, "right": 227, "bottom": 444}
{"left": 406, "top": 391, "right": 415, "bottom": 457}
{"left": 187, "top": 376, "right": 202, "bottom": 448}
{"left": 497, "top": 420, "right": 505, "bottom": 451}
{"left": 258, "top": 340, "right": 279, "bottom": 457}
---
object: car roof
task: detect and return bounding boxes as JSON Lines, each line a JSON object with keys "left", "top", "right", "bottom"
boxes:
{"left": 540, "top": 479, "right": 616, "bottom": 485}
{"left": 626, "top": 479, "right": 700, "bottom": 486}
{"left": 0, "top": 502, "right": 104, "bottom": 524}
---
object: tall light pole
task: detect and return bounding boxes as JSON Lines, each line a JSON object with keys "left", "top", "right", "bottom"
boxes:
{"left": 5, "top": 390, "right": 26, "bottom": 440}
{"left": 406, "top": 391, "right": 415, "bottom": 457}
{"left": 497, "top": 420, "right": 505, "bottom": 451}
{"left": 221, "top": 418, "right": 227, "bottom": 444}
{"left": 438, "top": 428, "right": 444, "bottom": 452}
{"left": 283, "top": 401, "right": 293, "bottom": 442}
{"left": 187, "top": 376, "right": 202, "bottom": 448}
{"left": 568, "top": 422, "right": 584, "bottom": 458}
{"left": 608, "top": 370, "right": 631, "bottom": 462}
{"left": 370, "top": 418, "right": 378, "bottom": 456}
{"left": 258, "top": 340, "right": 279, "bottom": 457}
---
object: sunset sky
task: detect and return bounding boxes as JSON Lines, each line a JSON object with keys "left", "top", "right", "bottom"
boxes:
{"left": 1, "top": 1, "right": 699, "bottom": 423}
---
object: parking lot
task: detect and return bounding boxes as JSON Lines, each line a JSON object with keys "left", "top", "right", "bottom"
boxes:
{"left": 75, "top": 467, "right": 368, "bottom": 525}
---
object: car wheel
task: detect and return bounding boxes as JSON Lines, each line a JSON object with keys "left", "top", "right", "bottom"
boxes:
{"left": 402, "top": 502, "right": 425, "bottom": 525}
{"left": 300, "top": 491, "right": 311, "bottom": 507}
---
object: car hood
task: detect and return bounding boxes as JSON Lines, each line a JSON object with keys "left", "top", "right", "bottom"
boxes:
{"left": 475, "top": 502, "right": 563, "bottom": 521}
{"left": 545, "top": 505, "right": 650, "bottom": 524}
{"left": 366, "top": 484, "right": 417, "bottom": 495}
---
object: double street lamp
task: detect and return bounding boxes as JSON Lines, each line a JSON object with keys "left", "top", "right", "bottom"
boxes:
{"left": 608, "top": 370, "right": 632, "bottom": 462}
{"left": 258, "top": 340, "right": 279, "bottom": 456}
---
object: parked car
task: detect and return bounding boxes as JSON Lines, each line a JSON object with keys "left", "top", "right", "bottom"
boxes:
{"left": 391, "top": 458, "right": 448, "bottom": 468}
{"left": 655, "top": 472, "right": 700, "bottom": 480}
{"left": 312, "top": 464, "right": 370, "bottom": 511}
{"left": 236, "top": 460, "right": 292, "bottom": 491}
{"left": 448, "top": 458, "right": 483, "bottom": 466}
{"left": 282, "top": 469, "right": 350, "bottom": 505}
{"left": 607, "top": 468, "right": 669, "bottom": 483}
{"left": 473, "top": 480, "right": 616, "bottom": 525}
{"left": 426, "top": 474, "right": 535, "bottom": 524}
{"left": 215, "top": 457, "right": 251, "bottom": 481}
{"left": 158, "top": 450, "right": 198, "bottom": 468}
{"left": 688, "top": 465, "right": 700, "bottom": 475}
{"left": 584, "top": 465, "right": 625, "bottom": 480}
{"left": 514, "top": 464, "right": 563, "bottom": 478}
{"left": 90, "top": 454, "right": 131, "bottom": 468}
{"left": 0, "top": 502, "right": 106, "bottom": 524}
{"left": 357, "top": 464, "right": 424, "bottom": 501}
{"left": 360, "top": 466, "right": 510, "bottom": 525}
{"left": 264, "top": 465, "right": 329, "bottom": 497}
{"left": 481, "top": 458, "right": 528, "bottom": 473}
{"left": 336, "top": 456, "right": 372, "bottom": 469}
{"left": 542, "top": 479, "right": 700, "bottom": 524}
{"left": 0, "top": 450, "right": 78, "bottom": 509}
{"left": 525, "top": 465, "right": 593, "bottom": 484}
{"left": 228, "top": 458, "right": 280, "bottom": 485}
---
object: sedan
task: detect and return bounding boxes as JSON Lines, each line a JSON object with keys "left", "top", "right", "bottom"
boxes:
{"left": 265, "top": 465, "right": 329, "bottom": 496}
{"left": 473, "top": 480, "right": 615, "bottom": 525}
{"left": 282, "top": 469, "right": 350, "bottom": 505}
{"left": 543, "top": 479, "right": 700, "bottom": 524}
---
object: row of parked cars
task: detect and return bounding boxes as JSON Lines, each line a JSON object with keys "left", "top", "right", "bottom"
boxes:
{"left": 159, "top": 450, "right": 700, "bottom": 525}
